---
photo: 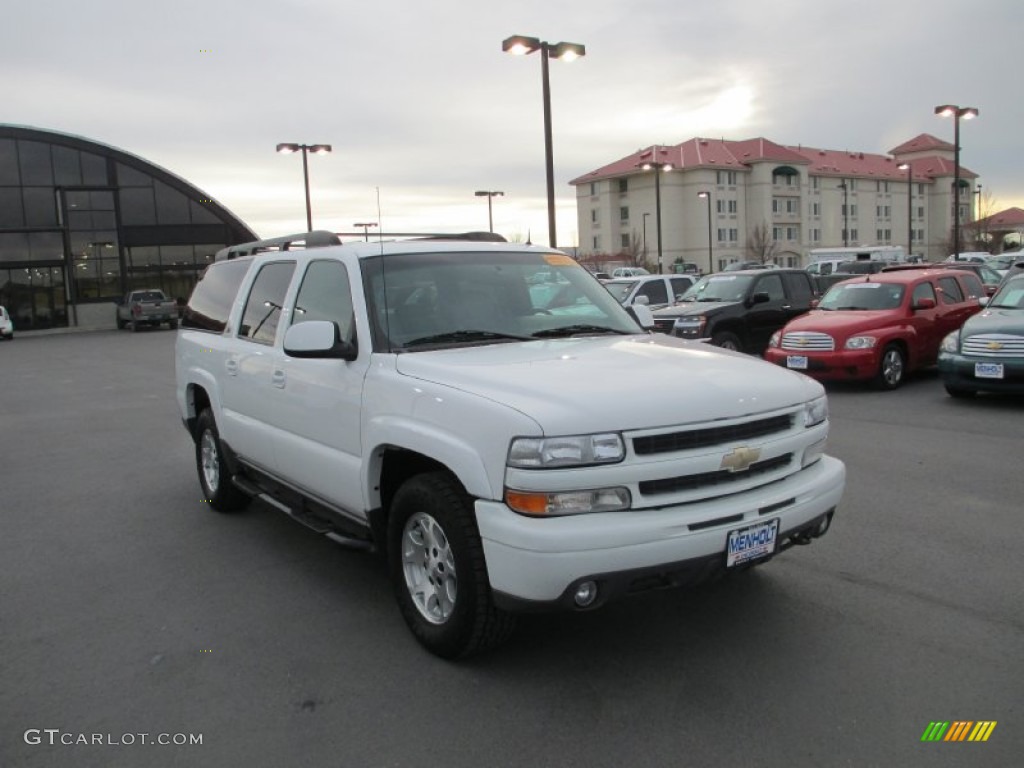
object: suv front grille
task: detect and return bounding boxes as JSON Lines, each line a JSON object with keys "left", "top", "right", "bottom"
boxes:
{"left": 781, "top": 331, "right": 835, "bottom": 351}
{"left": 632, "top": 414, "right": 793, "bottom": 456}
{"left": 639, "top": 453, "right": 793, "bottom": 495}
{"left": 962, "top": 334, "right": 1024, "bottom": 358}
{"left": 653, "top": 318, "right": 675, "bottom": 334}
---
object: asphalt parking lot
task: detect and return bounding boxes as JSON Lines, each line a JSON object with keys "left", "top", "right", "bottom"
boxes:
{"left": 1, "top": 329, "right": 1021, "bottom": 768}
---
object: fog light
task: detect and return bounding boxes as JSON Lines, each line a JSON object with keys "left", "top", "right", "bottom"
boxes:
{"left": 573, "top": 580, "right": 598, "bottom": 607}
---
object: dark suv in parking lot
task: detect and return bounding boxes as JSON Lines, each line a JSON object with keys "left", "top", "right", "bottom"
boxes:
{"left": 651, "top": 268, "right": 816, "bottom": 353}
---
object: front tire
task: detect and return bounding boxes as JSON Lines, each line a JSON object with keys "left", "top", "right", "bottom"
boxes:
{"left": 388, "top": 472, "right": 514, "bottom": 659}
{"left": 874, "top": 344, "right": 905, "bottom": 390}
{"left": 711, "top": 331, "right": 743, "bottom": 352}
{"left": 194, "top": 410, "right": 250, "bottom": 512}
{"left": 168, "top": 319, "right": 179, "bottom": 330}
{"left": 130, "top": 318, "right": 139, "bottom": 333}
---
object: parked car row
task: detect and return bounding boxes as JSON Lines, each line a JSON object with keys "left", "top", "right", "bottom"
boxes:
{"left": 0, "top": 305, "right": 14, "bottom": 340}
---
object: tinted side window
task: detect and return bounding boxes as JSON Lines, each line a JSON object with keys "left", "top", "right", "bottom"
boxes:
{"left": 290, "top": 260, "right": 355, "bottom": 342}
{"left": 959, "top": 273, "right": 984, "bottom": 300}
{"left": 782, "top": 273, "right": 813, "bottom": 304}
{"left": 238, "top": 262, "right": 296, "bottom": 345}
{"left": 637, "top": 279, "right": 668, "bottom": 305}
{"left": 911, "top": 282, "right": 937, "bottom": 305}
{"left": 670, "top": 277, "right": 692, "bottom": 298}
{"left": 937, "top": 276, "right": 964, "bottom": 304}
{"left": 755, "top": 274, "right": 785, "bottom": 301}
{"left": 182, "top": 259, "right": 252, "bottom": 333}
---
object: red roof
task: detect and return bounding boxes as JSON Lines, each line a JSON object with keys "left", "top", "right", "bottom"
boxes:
{"left": 970, "top": 207, "right": 1024, "bottom": 230}
{"left": 571, "top": 134, "right": 976, "bottom": 186}
{"left": 889, "top": 133, "right": 954, "bottom": 155}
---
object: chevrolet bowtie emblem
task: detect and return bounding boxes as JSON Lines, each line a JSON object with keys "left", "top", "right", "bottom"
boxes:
{"left": 798, "top": 338, "right": 808, "bottom": 346}
{"left": 721, "top": 445, "right": 761, "bottom": 472}
{"left": 986, "top": 341, "right": 1003, "bottom": 350}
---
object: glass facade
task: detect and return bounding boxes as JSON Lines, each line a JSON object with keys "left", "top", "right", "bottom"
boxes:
{"left": 0, "top": 126, "right": 256, "bottom": 330}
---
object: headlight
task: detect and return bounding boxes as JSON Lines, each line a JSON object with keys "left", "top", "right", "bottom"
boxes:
{"left": 505, "top": 487, "right": 631, "bottom": 516}
{"left": 508, "top": 433, "right": 624, "bottom": 468}
{"left": 845, "top": 335, "right": 877, "bottom": 350}
{"left": 940, "top": 330, "right": 960, "bottom": 353}
{"left": 769, "top": 331, "right": 781, "bottom": 348}
{"left": 803, "top": 396, "right": 828, "bottom": 428}
{"left": 674, "top": 316, "right": 705, "bottom": 332}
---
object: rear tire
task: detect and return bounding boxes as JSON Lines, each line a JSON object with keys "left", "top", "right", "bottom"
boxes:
{"left": 169, "top": 319, "right": 179, "bottom": 330}
{"left": 195, "top": 410, "right": 250, "bottom": 512}
{"left": 873, "top": 344, "right": 905, "bottom": 390}
{"left": 388, "top": 472, "right": 515, "bottom": 659}
{"left": 130, "top": 319, "right": 139, "bottom": 333}
{"left": 711, "top": 331, "right": 743, "bottom": 353}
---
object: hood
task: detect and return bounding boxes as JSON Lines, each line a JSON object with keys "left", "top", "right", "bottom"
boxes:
{"left": 394, "top": 335, "right": 821, "bottom": 434}
{"left": 652, "top": 300, "right": 739, "bottom": 319}
{"left": 962, "top": 308, "right": 1024, "bottom": 337}
{"left": 779, "top": 309, "right": 904, "bottom": 338}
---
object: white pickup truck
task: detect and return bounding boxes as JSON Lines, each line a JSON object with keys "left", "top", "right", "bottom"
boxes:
{"left": 175, "top": 232, "right": 845, "bottom": 658}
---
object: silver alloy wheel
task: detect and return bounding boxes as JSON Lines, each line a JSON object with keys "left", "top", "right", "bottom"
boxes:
{"left": 200, "top": 430, "right": 220, "bottom": 493}
{"left": 881, "top": 348, "right": 904, "bottom": 387}
{"left": 401, "top": 511, "right": 457, "bottom": 625}
{"left": 719, "top": 339, "right": 739, "bottom": 350}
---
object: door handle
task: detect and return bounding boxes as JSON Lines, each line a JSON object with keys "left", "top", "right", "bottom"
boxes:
{"left": 225, "top": 358, "right": 239, "bottom": 376}
{"left": 272, "top": 369, "right": 286, "bottom": 389}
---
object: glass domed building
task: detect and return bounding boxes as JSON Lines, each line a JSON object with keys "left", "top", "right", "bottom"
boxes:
{"left": 0, "top": 125, "right": 256, "bottom": 330}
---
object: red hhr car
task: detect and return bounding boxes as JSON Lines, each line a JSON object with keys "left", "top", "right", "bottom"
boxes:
{"left": 764, "top": 270, "right": 986, "bottom": 389}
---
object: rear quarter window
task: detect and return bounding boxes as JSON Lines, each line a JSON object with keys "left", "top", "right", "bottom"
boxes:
{"left": 958, "top": 273, "right": 985, "bottom": 299}
{"left": 182, "top": 258, "right": 252, "bottom": 333}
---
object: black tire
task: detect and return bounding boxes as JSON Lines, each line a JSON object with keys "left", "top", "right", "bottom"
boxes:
{"left": 194, "top": 410, "right": 250, "bottom": 512}
{"left": 711, "top": 331, "right": 743, "bottom": 352}
{"left": 873, "top": 344, "right": 905, "bottom": 390}
{"left": 388, "top": 472, "right": 515, "bottom": 659}
{"left": 944, "top": 382, "right": 976, "bottom": 399}
{"left": 168, "top": 319, "right": 179, "bottom": 330}
{"left": 130, "top": 318, "right": 139, "bottom": 333}
{"left": 116, "top": 315, "right": 126, "bottom": 330}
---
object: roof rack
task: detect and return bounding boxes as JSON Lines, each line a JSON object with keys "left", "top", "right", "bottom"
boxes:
{"left": 215, "top": 230, "right": 508, "bottom": 261}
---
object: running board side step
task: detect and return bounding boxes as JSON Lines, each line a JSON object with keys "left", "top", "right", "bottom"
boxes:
{"left": 231, "top": 475, "right": 376, "bottom": 552}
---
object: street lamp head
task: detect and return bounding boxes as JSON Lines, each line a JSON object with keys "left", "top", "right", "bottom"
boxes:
{"left": 934, "top": 104, "right": 979, "bottom": 119}
{"left": 353, "top": 222, "right": 377, "bottom": 228}
{"left": 934, "top": 104, "right": 957, "bottom": 117}
{"left": 960, "top": 107, "right": 979, "bottom": 120}
{"left": 309, "top": 144, "right": 332, "bottom": 154}
{"left": 475, "top": 190, "right": 504, "bottom": 197}
{"left": 897, "top": 163, "right": 910, "bottom": 171}
{"left": 697, "top": 191, "right": 710, "bottom": 200}
{"left": 550, "top": 42, "right": 586, "bottom": 61}
{"left": 502, "top": 35, "right": 541, "bottom": 55}
{"left": 276, "top": 143, "right": 300, "bottom": 154}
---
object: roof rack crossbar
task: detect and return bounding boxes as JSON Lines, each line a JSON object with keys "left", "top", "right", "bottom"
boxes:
{"left": 215, "top": 230, "right": 342, "bottom": 260}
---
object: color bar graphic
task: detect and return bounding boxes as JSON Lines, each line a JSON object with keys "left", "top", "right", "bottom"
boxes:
{"left": 921, "top": 721, "right": 996, "bottom": 742}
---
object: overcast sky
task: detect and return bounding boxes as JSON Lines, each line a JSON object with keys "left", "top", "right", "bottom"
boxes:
{"left": 3, "top": 0, "right": 1021, "bottom": 246}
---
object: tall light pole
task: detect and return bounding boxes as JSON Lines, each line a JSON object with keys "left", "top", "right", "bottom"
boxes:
{"left": 353, "top": 222, "right": 378, "bottom": 241}
{"left": 898, "top": 163, "right": 913, "bottom": 258}
{"left": 697, "top": 191, "right": 713, "bottom": 274}
{"left": 838, "top": 181, "right": 849, "bottom": 246}
{"left": 642, "top": 212, "right": 650, "bottom": 262}
{"left": 502, "top": 35, "right": 586, "bottom": 249}
{"left": 640, "top": 146, "right": 672, "bottom": 273}
{"left": 474, "top": 190, "right": 504, "bottom": 233}
{"left": 276, "top": 142, "right": 332, "bottom": 231}
{"left": 935, "top": 104, "right": 979, "bottom": 257}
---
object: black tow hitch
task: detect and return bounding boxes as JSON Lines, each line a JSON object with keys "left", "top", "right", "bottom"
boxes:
{"left": 789, "top": 510, "right": 834, "bottom": 546}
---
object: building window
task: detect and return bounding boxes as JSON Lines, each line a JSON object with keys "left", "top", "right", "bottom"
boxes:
{"left": 717, "top": 228, "right": 726, "bottom": 243}
{"left": 772, "top": 227, "right": 783, "bottom": 240}
{"left": 728, "top": 200, "right": 737, "bottom": 213}
{"left": 811, "top": 202, "right": 820, "bottom": 216}
{"left": 787, "top": 227, "right": 798, "bottom": 241}
{"left": 850, "top": 228, "right": 859, "bottom": 241}
{"left": 590, "top": 183, "right": 597, "bottom": 195}
{"left": 716, "top": 199, "right": 724, "bottom": 214}
{"left": 618, "top": 178, "right": 628, "bottom": 193}
{"left": 590, "top": 210, "right": 597, "bottom": 223}
{"left": 620, "top": 234, "right": 629, "bottom": 249}
{"left": 786, "top": 200, "right": 798, "bottom": 214}
{"left": 877, "top": 181, "right": 890, "bottom": 192}
{"left": 810, "top": 228, "right": 821, "bottom": 242}
{"left": 729, "top": 229, "right": 738, "bottom": 242}
{"left": 848, "top": 180, "right": 857, "bottom": 191}
{"left": 917, "top": 228, "right": 925, "bottom": 241}
{"left": 592, "top": 235, "right": 600, "bottom": 250}
{"left": 917, "top": 206, "right": 925, "bottom": 219}
{"left": 717, "top": 170, "right": 737, "bottom": 185}
{"left": 884, "top": 229, "right": 891, "bottom": 240}
{"left": 620, "top": 206, "right": 629, "bottom": 221}
{"left": 772, "top": 199, "right": 780, "bottom": 213}
{"left": 812, "top": 177, "right": 820, "bottom": 190}
{"left": 918, "top": 183, "right": 925, "bottom": 195}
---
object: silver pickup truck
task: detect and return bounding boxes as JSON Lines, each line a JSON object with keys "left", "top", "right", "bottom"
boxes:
{"left": 116, "top": 289, "right": 179, "bottom": 331}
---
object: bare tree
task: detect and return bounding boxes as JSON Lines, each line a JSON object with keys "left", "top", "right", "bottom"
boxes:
{"left": 746, "top": 221, "right": 778, "bottom": 264}
{"left": 970, "top": 188, "right": 999, "bottom": 252}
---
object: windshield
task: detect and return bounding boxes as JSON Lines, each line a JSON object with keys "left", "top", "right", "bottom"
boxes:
{"left": 680, "top": 274, "right": 754, "bottom": 302}
{"left": 361, "top": 250, "right": 641, "bottom": 351}
{"left": 988, "top": 279, "right": 1024, "bottom": 309}
{"left": 818, "top": 282, "right": 905, "bottom": 311}
{"left": 132, "top": 291, "right": 165, "bottom": 301}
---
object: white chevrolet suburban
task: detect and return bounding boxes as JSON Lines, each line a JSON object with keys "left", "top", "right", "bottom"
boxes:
{"left": 175, "top": 231, "right": 845, "bottom": 658}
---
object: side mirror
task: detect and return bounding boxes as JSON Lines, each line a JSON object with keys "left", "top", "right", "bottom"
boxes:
{"left": 912, "top": 297, "right": 936, "bottom": 311}
{"left": 627, "top": 304, "right": 655, "bottom": 330}
{"left": 810, "top": 298, "right": 820, "bottom": 309}
{"left": 978, "top": 296, "right": 989, "bottom": 307}
{"left": 633, "top": 294, "right": 650, "bottom": 306}
{"left": 283, "top": 320, "right": 357, "bottom": 360}
{"left": 749, "top": 292, "right": 770, "bottom": 305}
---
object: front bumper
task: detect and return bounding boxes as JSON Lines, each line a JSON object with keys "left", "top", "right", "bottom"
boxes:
{"left": 938, "top": 354, "right": 1024, "bottom": 393}
{"left": 476, "top": 455, "right": 845, "bottom": 609}
{"left": 764, "top": 348, "right": 879, "bottom": 381}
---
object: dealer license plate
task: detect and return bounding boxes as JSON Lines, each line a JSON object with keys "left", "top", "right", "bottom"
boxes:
{"left": 975, "top": 362, "right": 1004, "bottom": 379}
{"left": 726, "top": 518, "right": 780, "bottom": 568}
{"left": 786, "top": 355, "right": 808, "bottom": 370}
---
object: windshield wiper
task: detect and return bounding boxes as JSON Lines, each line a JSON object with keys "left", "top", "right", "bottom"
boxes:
{"left": 531, "top": 324, "right": 631, "bottom": 338}
{"left": 403, "top": 330, "right": 533, "bottom": 347}
{"left": 833, "top": 306, "right": 865, "bottom": 311}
